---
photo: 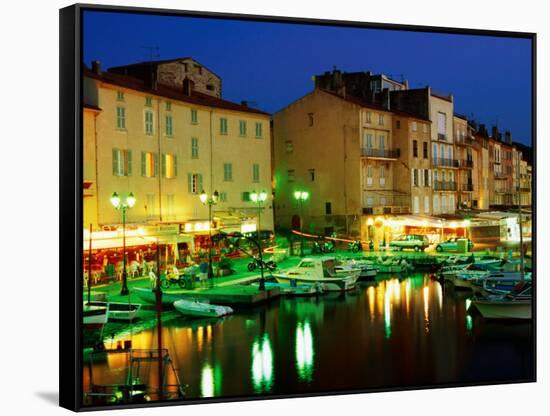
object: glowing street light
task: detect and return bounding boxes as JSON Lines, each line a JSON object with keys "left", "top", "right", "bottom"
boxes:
{"left": 199, "top": 190, "right": 219, "bottom": 286}
{"left": 294, "top": 190, "right": 309, "bottom": 256}
{"left": 110, "top": 191, "right": 136, "bottom": 295}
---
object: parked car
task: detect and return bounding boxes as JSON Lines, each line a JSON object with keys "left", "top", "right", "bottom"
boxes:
{"left": 435, "top": 238, "right": 474, "bottom": 252}
{"left": 389, "top": 234, "right": 430, "bottom": 251}
{"left": 243, "top": 230, "right": 275, "bottom": 245}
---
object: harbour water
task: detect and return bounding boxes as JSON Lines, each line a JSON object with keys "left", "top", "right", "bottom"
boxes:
{"left": 84, "top": 273, "right": 533, "bottom": 401}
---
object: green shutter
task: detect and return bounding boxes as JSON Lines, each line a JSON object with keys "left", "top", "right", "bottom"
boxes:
{"left": 154, "top": 153, "right": 159, "bottom": 177}
{"left": 141, "top": 152, "right": 146, "bottom": 177}
{"left": 161, "top": 153, "right": 166, "bottom": 177}
{"left": 112, "top": 149, "right": 118, "bottom": 175}
{"left": 127, "top": 150, "right": 132, "bottom": 176}
{"left": 187, "top": 173, "right": 192, "bottom": 193}
{"left": 198, "top": 174, "right": 203, "bottom": 193}
{"left": 174, "top": 155, "right": 178, "bottom": 177}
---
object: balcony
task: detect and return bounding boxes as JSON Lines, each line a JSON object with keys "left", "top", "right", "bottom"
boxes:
{"left": 362, "top": 192, "right": 410, "bottom": 214}
{"left": 437, "top": 133, "right": 447, "bottom": 141}
{"left": 432, "top": 157, "right": 459, "bottom": 168}
{"left": 519, "top": 187, "right": 531, "bottom": 192}
{"left": 433, "top": 180, "right": 457, "bottom": 191}
{"left": 455, "top": 135, "right": 473, "bottom": 146}
{"left": 493, "top": 171, "right": 508, "bottom": 180}
{"left": 361, "top": 148, "right": 400, "bottom": 160}
{"left": 457, "top": 159, "right": 473, "bottom": 169}
{"left": 459, "top": 183, "right": 474, "bottom": 192}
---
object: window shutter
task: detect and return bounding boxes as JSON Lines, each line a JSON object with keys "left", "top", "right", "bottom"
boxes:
{"left": 141, "top": 152, "right": 146, "bottom": 177}
{"left": 161, "top": 153, "right": 166, "bottom": 177}
{"left": 112, "top": 149, "right": 118, "bottom": 176}
{"left": 411, "top": 169, "right": 414, "bottom": 185}
{"left": 174, "top": 155, "right": 178, "bottom": 177}
{"left": 127, "top": 150, "right": 132, "bottom": 176}
{"left": 187, "top": 173, "right": 192, "bottom": 193}
{"left": 154, "top": 153, "right": 159, "bottom": 177}
{"left": 198, "top": 174, "right": 203, "bottom": 193}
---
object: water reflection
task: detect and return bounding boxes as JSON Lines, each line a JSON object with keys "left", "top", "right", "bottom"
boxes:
{"left": 384, "top": 281, "right": 392, "bottom": 339}
{"left": 423, "top": 285, "right": 430, "bottom": 333}
{"left": 200, "top": 363, "right": 214, "bottom": 398}
{"left": 251, "top": 334, "right": 273, "bottom": 393}
{"left": 295, "top": 320, "right": 314, "bottom": 382}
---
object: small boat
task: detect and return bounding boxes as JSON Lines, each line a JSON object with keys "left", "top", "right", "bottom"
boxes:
{"left": 83, "top": 302, "right": 109, "bottom": 349}
{"left": 86, "top": 301, "right": 142, "bottom": 322}
{"left": 470, "top": 282, "right": 532, "bottom": 319}
{"left": 470, "top": 271, "right": 532, "bottom": 296}
{"left": 336, "top": 259, "right": 378, "bottom": 281}
{"left": 443, "top": 263, "right": 495, "bottom": 288}
{"left": 273, "top": 257, "right": 359, "bottom": 292}
{"left": 173, "top": 299, "right": 233, "bottom": 318}
{"left": 253, "top": 281, "right": 323, "bottom": 296}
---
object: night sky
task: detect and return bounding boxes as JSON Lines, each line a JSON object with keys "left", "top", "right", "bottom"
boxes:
{"left": 83, "top": 10, "right": 533, "bottom": 146}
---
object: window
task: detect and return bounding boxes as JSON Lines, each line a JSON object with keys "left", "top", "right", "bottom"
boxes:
{"left": 218, "top": 192, "right": 227, "bottom": 202}
{"left": 308, "top": 113, "right": 314, "bottom": 126}
{"left": 379, "top": 166, "right": 386, "bottom": 187}
{"left": 144, "top": 111, "right": 154, "bottom": 135}
{"left": 419, "top": 169, "right": 424, "bottom": 187}
{"left": 162, "top": 153, "right": 177, "bottom": 179}
{"left": 239, "top": 120, "right": 247, "bottom": 136}
{"left": 412, "top": 121, "right": 418, "bottom": 132}
{"left": 285, "top": 141, "right": 294, "bottom": 153}
{"left": 379, "top": 135, "right": 385, "bottom": 151}
{"left": 141, "top": 152, "right": 158, "bottom": 178}
{"left": 165, "top": 194, "right": 175, "bottom": 217}
{"left": 396, "top": 120, "right": 401, "bottom": 129}
{"left": 365, "top": 111, "right": 372, "bottom": 123}
{"left": 145, "top": 97, "right": 152, "bottom": 107}
{"left": 253, "top": 163, "right": 260, "bottom": 183}
{"left": 206, "top": 84, "right": 214, "bottom": 91}
{"left": 423, "top": 124, "right": 428, "bottom": 133}
{"left": 449, "top": 195, "right": 455, "bottom": 212}
{"left": 380, "top": 197, "right": 387, "bottom": 206}
{"left": 255, "top": 122, "right": 263, "bottom": 138}
{"left": 378, "top": 114, "right": 384, "bottom": 126}
{"left": 288, "top": 169, "right": 295, "bottom": 183}
{"left": 116, "top": 107, "right": 126, "bottom": 130}
{"left": 432, "top": 143, "right": 438, "bottom": 159}
{"left": 413, "top": 140, "right": 418, "bottom": 158}
{"left": 437, "top": 112, "right": 447, "bottom": 137}
{"left": 433, "top": 195, "right": 440, "bottom": 213}
{"left": 223, "top": 163, "right": 233, "bottom": 181}
{"left": 366, "top": 196, "right": 374, "bottom": 207}
{"left": 187, "top": 173, "right": 203, "bottom": 194}
{"left": 165, "top": 115, "right": 173, "bottom": 136}
{"left": 112, "top": 149, "right": 132, "bottom": 176}
{"left": 191, "top": 109, "right": 198, "bottom": 124}
{"left": 366, "top": 166, "right": 373, "bottom": 186}
{"left": 363, "top": 133, "right": 373, "bottom": 149}
{"left": 325, "top": 202, "right": 332, "bottom": 215}
{"left": 166, "top": 101, "right": 171, "bottom": 111}
{"left": 424, "top": 169, "right": 430, "bottom": 187}
{"left": 191, "top": 137, "right": 199, "bottom": 159}
{"left": 242, "top": 192, "right": 251, "bottom": 202}
{"left": 309, "top": 169, "right": 315, "bottom": 182}
{"left": 146, "top": 194, "right": 156, "bottom": 218}
{"left": 116, "top": 91, "right": 124, "bottom": 101}
{"left": 413, "top": 196, "right": 420, "bottom": 214}
{"left": 220, "top": 118, "right": 228, "bottom": 135}
{"left": 424, "top": 196, "right": 430, "bottom": 213}
{"left": 441, "top": 196, "right": 448, "bottom": 213}
{"left": 423, "top": 142, "right": 428, "bottom": 159}
{"left": 412, "top": 169, "right": 418, "bottom": 186}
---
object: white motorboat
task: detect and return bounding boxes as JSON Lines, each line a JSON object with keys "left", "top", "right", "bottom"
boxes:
{"left": 469, "top": 271, "right": 532, "bottom": 296}
{"left": 173, "top": 299, "right": 233, "bottom": 318}
{"left": 444, "top": 263, "right": 495, "bottom": 288}
{"left": 83, "top": 302, "right": 109, "bottom": 329}
{"left": 336, "top": 259, "right": 378, "bottom": 281}
{"left": 470, "top": 282, "right": 532, "bottom": 319}
{"left": 87, "top": 301, "right": 142, "bottom": 322}
{"left": 273, "top": 257, "right": 359, "bottom": 292}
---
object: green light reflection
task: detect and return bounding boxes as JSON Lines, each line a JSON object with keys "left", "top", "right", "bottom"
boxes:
{"left": 251, "top": 333, "right": 273, "bottom": 393}
{"left": 295, "top": 320, "right": 314, "bottom": 382}
{"left": 384, "top": 281, "right": 392, "bottom": 339}
{"left": 200, "top": 363, "right": 214, "bottom": 398}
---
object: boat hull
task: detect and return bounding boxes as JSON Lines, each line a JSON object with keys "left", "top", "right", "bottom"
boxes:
{"left": 273, "top": 274, "right": 357, "bottom": 292}
{"left": 471, "top": 299, "right": 532, "bottom": 319}
{"left": 173, "top": 300, "right": 233, "bottom": 318}
{"left": 87, "top": 301, "right": 142, "bottom": 321}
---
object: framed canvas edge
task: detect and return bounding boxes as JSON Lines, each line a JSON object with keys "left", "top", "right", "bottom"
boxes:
{"left": 59, "top": 3, "right": 537, "bottom": 412}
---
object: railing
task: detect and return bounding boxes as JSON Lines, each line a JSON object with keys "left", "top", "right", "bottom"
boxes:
{"left": 432, "top": 157, "right": 459, "bottom": 168}
{"left": 361, "top": 148, "right": 400, "bottom": 159}
{"left": 362, "top": 192, "right": 410, "bottom": 213}
{"left": 519, "top": 187, "right": 531, "bottom": 192}
{"left": 433, "top": 180, "right": 457, "bottom": 191}
{"left": 493, "top": 171, "right": 507, "bottom": 179}
{"left": 457, "top": 159, "right": 473, "bottom": 168}
{"left": 455, "top": 135, "right": 473, "bottom": 146}
{"left": 459, "top": 183, "right": 474, "bottom": 192}
{"left": 437, "top": 133, "right": 447, "bottom": 141}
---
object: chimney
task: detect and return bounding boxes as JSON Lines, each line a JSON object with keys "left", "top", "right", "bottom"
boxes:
{"left": 182, "top": 77, "right": 194, "bottom": 96}
{"left": 144, "top": 64, "right": 158, "bottom": 90}
{"left": 505, "top": 130, "right": 512, "bottom": 144}
{"left": 91, "top": 60, "right": 101, "bottom": 75}
{"left": 491, "top": 125, "right": 499, "bottom": 140}
{"left": 478, "top": 124, "right": 488, "bottom": 137}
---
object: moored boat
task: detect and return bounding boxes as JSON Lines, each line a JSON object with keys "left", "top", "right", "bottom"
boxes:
{"left": 173, "top": 299, "right": 233, "bottom": 318}
{"left": 273, "top": 257, "right": 359, "bottom": 292}
{"left": 336, "top": 259, "right": 378, "bottom": 281}
{"left": 470, "top": 282, "right": 532, "bottom": 319}
{"left": 87, "top": 301, "right": 142, "bottom": 322}
{"left": 83, "top": 302, "right": 109, "bottom": 349}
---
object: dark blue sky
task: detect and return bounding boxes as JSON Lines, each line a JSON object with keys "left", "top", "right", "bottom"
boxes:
{"left": 83, "top": 10, "right": 532, "bottom": 145}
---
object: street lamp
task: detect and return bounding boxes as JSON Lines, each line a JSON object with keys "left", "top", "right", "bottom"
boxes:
{"left": 200, "top": 190, "right": 219, "bottom": 287}
{"left": 294, "top": 190, "right": 309, "bottom": 256}
{"left": 110, "top": 191, "right": 136, "bottom": 296}
{"left": 250, "top": 190, "right": 268, "bottom": 291}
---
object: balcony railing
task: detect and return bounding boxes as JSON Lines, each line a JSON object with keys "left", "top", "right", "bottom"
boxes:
{"left": 459, "top": 183, "right": 474, "bottom": 192}
{"left": 455, "top": 135, "right": 473, "bottom": 146}
{"left": 437, "top": 133, "right": 447, "bottom": 141}
{"left": 493, "top": 171, "right": 507, "bottom": 179}
{"left": 362, "top": 192, "right": 410, "bottom": 214}
{"left": 432, "top": 157, "right": 459, "bottom": 168}
{"left": 433, "top": 180, "right": 457, "bottom": 191}
{"left": 361, "top": 148, "right": 400, "bottom": 159}
{"left": 457, "top": 159, "right": 473, "bottom": 168}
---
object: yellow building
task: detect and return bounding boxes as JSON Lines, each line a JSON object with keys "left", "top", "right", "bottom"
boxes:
{"left": 83, "top": 64, "right": 272, "bottom": 248}
{"left": 453, "top": 115, "right": 475, "bottom": 209}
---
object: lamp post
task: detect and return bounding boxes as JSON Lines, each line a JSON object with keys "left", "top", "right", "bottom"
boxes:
{"left": 294, "top": 190, "right": 309, "bottom": 256}
{"left": 200, "top": 190, "right": 219, "bottom": 287}
{"left": 110, "top": 191, "right": 136, "bottom": 296}
{"left": 250, "top": 190, "right": 268, "bottom": 291}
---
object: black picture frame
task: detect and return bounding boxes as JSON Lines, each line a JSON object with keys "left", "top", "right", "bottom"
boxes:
{"left": 60, "top": 3, "right": 536, "bottom": 412}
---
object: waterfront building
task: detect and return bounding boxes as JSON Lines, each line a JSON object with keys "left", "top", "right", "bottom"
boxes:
{"left": 453, "top": 115, "right": 475, "bottom": 209}
{"left": 83, "top": 60, "right": 272, "bottom": 259}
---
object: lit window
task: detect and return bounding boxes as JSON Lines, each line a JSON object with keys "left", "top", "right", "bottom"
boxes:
{"left": 162, "top": 153, "right": 177, "bottom": 179}
{"left": 141, "top": 151, "right": 158, "bottom": 178}
{"left": 187, "top": 173, "right": 203, "bottom": 194}
{"left": 112, "top": 149, "right": 132, "bottom": 176}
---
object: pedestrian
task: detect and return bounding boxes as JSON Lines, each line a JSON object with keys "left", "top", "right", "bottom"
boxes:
{"left": 199, "top": 260, "right": 208, "bottom": 288}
